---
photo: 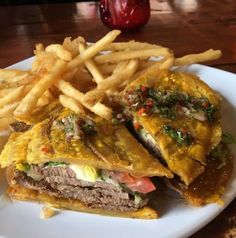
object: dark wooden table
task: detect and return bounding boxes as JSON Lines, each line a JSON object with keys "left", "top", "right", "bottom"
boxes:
{"left": 0, "top": 1, "right": 235, "bottom": 237}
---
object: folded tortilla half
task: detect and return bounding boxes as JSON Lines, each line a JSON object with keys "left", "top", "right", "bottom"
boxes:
{"left": 1, "top": 106, "right": 173, "bottom": 219}
{"left": 122, "top": 68, "right": 222, "bottom": 185}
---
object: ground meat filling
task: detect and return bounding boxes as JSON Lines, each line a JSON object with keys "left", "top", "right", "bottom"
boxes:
{"left": 9, "top": 121, "right": 31, "bottom": 132}
{"left": 12, "top": 166, "right": 148, "bottom": 212}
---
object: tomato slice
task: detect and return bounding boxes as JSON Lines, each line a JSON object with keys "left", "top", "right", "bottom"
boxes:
{"left": 112, "top": 172, "right": 156, "bottom": 194}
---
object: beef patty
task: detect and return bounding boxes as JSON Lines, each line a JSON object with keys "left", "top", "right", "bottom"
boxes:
{"left": 11, "top": 165, "right": 148, "bottom": 212}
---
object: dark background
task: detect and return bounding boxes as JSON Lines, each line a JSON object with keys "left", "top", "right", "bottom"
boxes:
{"left": 1, "top": 0, "right": 96, "bottom": 6}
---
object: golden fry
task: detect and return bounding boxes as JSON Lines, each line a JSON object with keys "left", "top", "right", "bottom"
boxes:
{"left": 104, "top": 41, "right": 161, "bottom": 51}
{"left": 82, "top": 89, "right": 106, "bottom": 106}
{"left": 0, "top": 86, "right": 25, "bottom": 108}
{"left": 0, "top": 72, "right": 34, "bottom": 90}
{"left": 159, "top": 57, "right": 175, "bottom": 70}
{"left": 63, "top": 36, "right": 85, "bottom": 57}
{"left": 14, "top": 60, "right": 67, "bottom": 117}
{"left": 94, "top": 48, "right": 172, "bottom": 64}
{"left": 36, "top": 90, "right": 54, "bottom": 107}
{"left": 34, "top": 43, "right": 44, "bottom": 55}
{"left": 0, "top": 69, "right": 27, "bottom": 79}
{"left": 175, "top": 49, "right": 222, "bottom": 66}
{"left": 46, "top": 44, "right": 72, "bottom": 61}
{"left": 0, "top": 102, "right": 19, "bottom": 117}
{"left": 59, "top": 94, "right": 85, "bottom": 114}
{"left": 67, "top": 30, "right": 121, "bottom": 71}
{"left": 0, "top": 88, "right": 19, "bottom": 97}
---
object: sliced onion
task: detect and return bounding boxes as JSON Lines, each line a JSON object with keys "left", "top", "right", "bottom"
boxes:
{"left": 192, "top": 110, "right": 207, "bottom": 121}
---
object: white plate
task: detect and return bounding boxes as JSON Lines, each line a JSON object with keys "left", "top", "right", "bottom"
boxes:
{"left": 0, "top": 58, "right": 236, "bottom": 238}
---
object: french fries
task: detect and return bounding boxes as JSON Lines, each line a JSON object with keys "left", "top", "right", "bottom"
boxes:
{"left": 67, "top": 30, "right": 121, "bottom": 70}
{"left": 46, "top": 44, "right": 73, "bottom": 61}
{"left": 55, "top": 80, "right": 112, "bottom": 120}
{"left": 63, "top": 36, "right": 84, "bottom": 57}
{"left": 0, "top": 69, "right": 27, "bottom": 79}
{"left": 0, "top": 86, "right": 25, "bottom": 108}
{"left": 14, "top": 60, "right": 67, "bottom": 117}
{"left": 104, "top": 40, "right": 161, "bottom": 51}
{"left": 59, "top": 94, "right": 85, "bottom": 114}
{"left": 0, "top": 30, "right": 222, "bottom": 128}
{"left": 94, "top": 48, "right": 172, "bottom": 64}
{"left": 0, "top": 102, "right": 19, "bottom": 117}
{"left": 175, "top": 49, "right": 222, "bottom": 66}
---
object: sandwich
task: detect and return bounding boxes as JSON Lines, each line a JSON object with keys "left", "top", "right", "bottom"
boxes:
{"left": 0, "top": 105, "right": 173, "bottom": 219}
{"left": 122, "top": 68, "right": 232, "bottom": 204}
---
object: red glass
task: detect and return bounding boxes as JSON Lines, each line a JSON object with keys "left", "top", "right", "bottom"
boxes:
{"left": 99, "top": 0, "right": 150, "bottom": 31}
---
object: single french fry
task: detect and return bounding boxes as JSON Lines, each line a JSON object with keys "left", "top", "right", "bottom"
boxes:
{"left": 0, "top": 69, "right": 27, "bottom": 80}
{"left": 0, "top": 73, "right": 35, "bottom": 91}
{"left": 94, "top": 47, "right": 172, "bottom": 64}
{"left": 34, "top": 43, "right": 45, "bottom": 55}
{"left": 0, "top": 86, "right": 25, "bottom": 108}
{"left": 104, "top": 41, "right": 161, "bottom": 51}
{"left": 175, "top": 49, "right": 222, "bottom": 66}
{"left": 40, "top": 206, "right": 57, "bottom": 219}
{"left": 82, "top": 89, "right": 106, "bottom": 106}
{"left": 55, "top": 80, "right": 112, "bottom": 120}
{"left": 37, "top": 90, "right": 54, "bottom": 107}
{"left": 59, "top": 94, "right": 85, "bottom": 114}
{"left": 0, "top": 88, "right": 18, "bottom": 97}
{"left": 0, "top": 117, "right": 15, "bottom": 131}
{"left": 67, "top": 30, "right": 121, "bottom": 71}
{"left": 159, "top": 57, "right": 175, "bottom": 70}
{"left": 78, "top": 42, "right": 105, "bottom": 84}
{"left": 46, "top": 44, "right": 73, "bottom": 61}
{"left": 0, "top": 102, "right": 19, "bottom": 117}
{"left": 63, "top": 36, "right": 85, "bottom": 57}
{"left": 14, "top": 60, "right": 67, "bottom": 117}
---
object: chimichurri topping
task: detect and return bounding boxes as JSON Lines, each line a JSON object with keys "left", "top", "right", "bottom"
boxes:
{"left": 163, "top": 125, "right": 194, "bottom": 146}
{"left": 221, "top": 132, "right": 236, "bottom": 144}
{"left": 124, "top": 85, "right": 219, "bottom": 122}
{"left": 54, "top": 114, "right": 96, "bottom": 141}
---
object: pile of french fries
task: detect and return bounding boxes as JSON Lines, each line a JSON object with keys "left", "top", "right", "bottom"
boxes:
{"left": 0, "top": 30, "right": 222, "bottom": 130}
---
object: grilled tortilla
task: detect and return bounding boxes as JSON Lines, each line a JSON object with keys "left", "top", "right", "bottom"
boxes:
{"left": 123, "top": 68, "right": 222, "bottom": 185}
{"left": 1, "top": 108, "right": 172, "bottom": 177}
{"left": 1, "top": 106, "right": 173, "bottom": 219}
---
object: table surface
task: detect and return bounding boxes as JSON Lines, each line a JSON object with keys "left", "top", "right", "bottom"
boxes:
{"left": 0, "top": 0, "right": 236, "bottom": 237}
